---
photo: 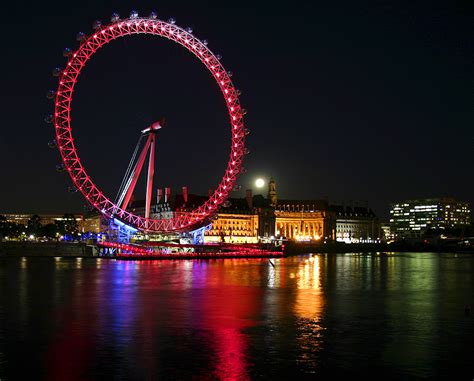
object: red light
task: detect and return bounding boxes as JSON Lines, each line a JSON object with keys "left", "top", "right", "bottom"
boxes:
{"left": 53, "top": 15, "right": 247, "bottom": 235}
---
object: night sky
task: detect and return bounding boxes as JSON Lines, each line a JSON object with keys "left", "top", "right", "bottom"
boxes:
{"left": 0, "top": 1, "right": 472, "bottom": 221}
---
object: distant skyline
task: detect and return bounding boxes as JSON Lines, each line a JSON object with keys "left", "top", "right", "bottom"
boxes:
{"left": 0, "top": 1, "right": 472, "bottom": 221}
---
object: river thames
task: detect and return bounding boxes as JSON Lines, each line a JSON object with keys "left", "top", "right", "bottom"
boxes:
{"left": 1, "top": 252, "right": 473, "bottom": 379}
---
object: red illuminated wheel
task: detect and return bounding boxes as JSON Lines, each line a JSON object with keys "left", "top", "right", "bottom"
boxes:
{"left": 52, "top": 12, "right": 246, "bottom": 232}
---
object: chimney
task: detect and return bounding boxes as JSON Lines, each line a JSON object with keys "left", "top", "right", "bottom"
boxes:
{"left": 246, "top": 189, "right": 253, "bottom": 209}
{"left": 157, "top": 188, "right": 163, "bottom": 204}
{"left": 182, "top": 186, "right": 188, "bottom": 203}
{"left": 165, "top": 187, "right": 171, "bottom": 203}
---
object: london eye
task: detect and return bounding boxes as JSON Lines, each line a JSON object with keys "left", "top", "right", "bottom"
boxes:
{"left": 47, "top": 11, "right": 247, "bottom": 233}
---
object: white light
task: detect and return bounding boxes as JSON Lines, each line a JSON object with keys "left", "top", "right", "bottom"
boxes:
{"left": 255, "top": 178, "right": 265, "bottom": 188}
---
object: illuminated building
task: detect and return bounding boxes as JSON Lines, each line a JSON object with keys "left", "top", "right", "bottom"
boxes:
{"left": 205, "top": 211, "right": 259, "bottom": 243}
{"left": 271, "top": 180, "right": 380, "bottom": 243}
{"left": 174, "top": 191, "right": 262, "bottom": 243}
{"left": 118, "top": 180, "right": 383, "bottom": 244}
{"left": 83, "top": 213, "right": 106, "bottom": 233}
{"left": 275, "top": 200, "right": 330, "bottom": 241}
{"left": 330, "top": 205, "right": 381, "bottom": 243}
{"left": 390, "top": 197, "right": 471, "bottom": 238}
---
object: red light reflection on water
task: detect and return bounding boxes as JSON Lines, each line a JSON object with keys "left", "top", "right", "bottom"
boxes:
{"left": 42, "top": 258, "right": 266, "bottom": 379}
{"left": 187, "top": 260, "right": 264, "bottom": 380}
{"left": 199, "top": 284, "right": 261, "bottom": 381}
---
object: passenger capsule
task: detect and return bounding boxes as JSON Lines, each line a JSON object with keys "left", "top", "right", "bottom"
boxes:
{"left": 68, "top": 186, "right": 78, "bottom": 193}
{"left": 235, "top": 89, "right": 241, "bottom": 96}
{"left": 233, "top": 185, "right": 241, "bottom": 191}
{"left": 44, "top": 114, "right": 53, "bottom": 124}
{"left": 111, "top": 12, "right": 120, "bottom": 22}
{"left": 48, "top": 140, "right": 57, "bottom": 149}
{"left": 149, "top": 11, "right": 157, "bottom": 19}
{"left": 216, "top": 54, "right": 222, "bottom": 60}
{"left": 185, "top": 27, "right": 193, "bottom": 33}
{"left": 202, "top": 39, "right": 208, "bottom": 45}
{"left": 92, "top": 20, "right": 102, "bottom": 30}
{"left": 76, "top": 32, "right": 86, "bottom": 42}
{"left": 168, "top": 17, "right": 176, "bottom": 24}
{"left": 244, "top": 128, "right": 250, "bottom": 135}
{"left": 63, "top": 48, "right": 72, "bottom": 58}
{"left": 240, "top": 167, "right": 247, "bottom": 174}
{"left": 46, "top": 90, "right": 56, "bottom": 100}
{"left": 55, "top": 164, "right": 65, "bottom": 172}
{"left": 130, "top": 10, "right": 139, "bottom": 19}
{"left": 227, "top": 71, "right": 233, "bottom": 77}
{"left": 52, "top": 67, "right": 62, "bottom": 77}
{"left": 244, "top": 148, "right": 250, "bottom": 155}
{"left": 241, "top": 108, "right": 247, "bottom": 115}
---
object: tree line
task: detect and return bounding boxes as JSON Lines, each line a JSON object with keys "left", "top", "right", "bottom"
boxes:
{"left": 0, "top": 214, "right": 79, "bottom": 240}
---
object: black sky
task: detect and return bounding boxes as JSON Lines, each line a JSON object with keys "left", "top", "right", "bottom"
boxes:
{"left": 0, "top": 0, "right": 472, "bottom": 220}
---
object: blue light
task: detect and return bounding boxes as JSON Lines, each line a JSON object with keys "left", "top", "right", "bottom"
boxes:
{"left": 113, "top": 218, "right": 138, "bottom": 233}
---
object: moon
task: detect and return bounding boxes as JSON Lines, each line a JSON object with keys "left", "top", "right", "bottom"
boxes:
{"left": 255, "top": 178, "right": 265, "bottom": 188}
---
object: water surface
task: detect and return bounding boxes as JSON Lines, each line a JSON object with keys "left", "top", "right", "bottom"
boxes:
{"left": 1, "top": 252, "right": 473, "bottom": 379}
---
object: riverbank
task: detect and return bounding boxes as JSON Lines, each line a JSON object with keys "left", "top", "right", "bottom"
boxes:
{"left": 1, "top": 240, "right": 472, "bottom": 258}
{"left": 283, "top": 241, "right": 474, "bottom": 255}
{"left": 0, "top": 241, "right": 95, "bottom": 257}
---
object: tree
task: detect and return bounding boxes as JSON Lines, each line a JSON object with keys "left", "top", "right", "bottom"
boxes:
{"left": 7, "top": 222, "right": 24, "bottom": 240}
{"left": 40, "top": 223, "right": 59, "bottom": 239}
{"left": 26, "top": 215, "right": 42, "bottom": 237}
{"left": 0, "top": 215, "right": 7, "bottom": 240}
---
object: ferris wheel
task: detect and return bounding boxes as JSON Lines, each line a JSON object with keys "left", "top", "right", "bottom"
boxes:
{"left": 47, "top": 11, "right": 247, "bottom": 233}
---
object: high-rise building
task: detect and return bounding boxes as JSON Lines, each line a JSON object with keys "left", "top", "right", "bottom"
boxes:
{"left": 390, "top": 197, "right": 471, "bottom": 238}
